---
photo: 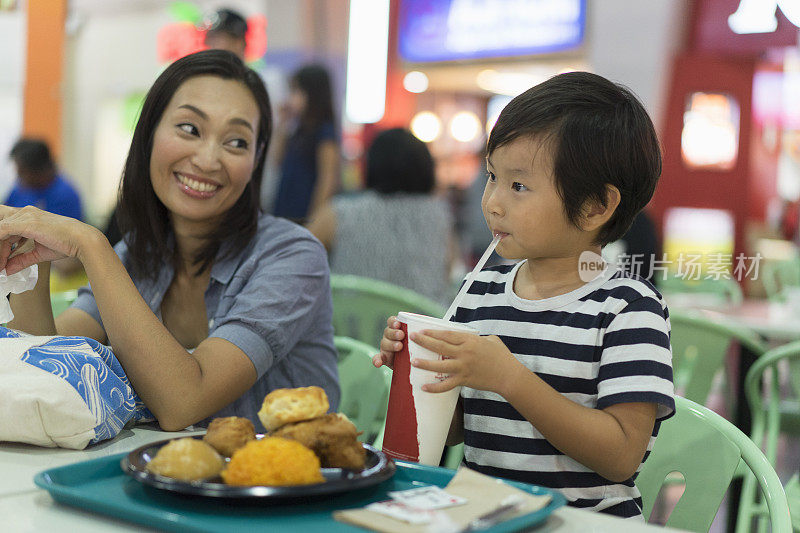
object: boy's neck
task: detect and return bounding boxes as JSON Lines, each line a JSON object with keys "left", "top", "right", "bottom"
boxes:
{"left": 514, "top": 246, "right": 604, "bottom": 300}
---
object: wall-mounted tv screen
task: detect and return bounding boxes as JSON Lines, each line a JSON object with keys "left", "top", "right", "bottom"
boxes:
{"left": 399, "top": 0, "right": 585, "bottom": 63}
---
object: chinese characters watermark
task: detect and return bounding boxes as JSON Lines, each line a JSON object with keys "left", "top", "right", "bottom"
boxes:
{"left": 578, "top": 251, "right": 763, "bottom": 282}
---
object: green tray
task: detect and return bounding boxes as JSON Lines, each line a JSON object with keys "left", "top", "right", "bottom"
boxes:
{"left": 34, "top": 453, "right": 566, "bottom": 532}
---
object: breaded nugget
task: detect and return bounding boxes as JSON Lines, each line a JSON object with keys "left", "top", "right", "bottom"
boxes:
{"left": 203, "top": 416, "right": 256, "bottom": 457}
{"left": 146, "top": 438, "right": 224, "bottom": 481}
{"left": 258, "top": 386, "right": 329, "bottom": 431}
{"left": 271, "top": 413, "right": 366, "bottom": 470}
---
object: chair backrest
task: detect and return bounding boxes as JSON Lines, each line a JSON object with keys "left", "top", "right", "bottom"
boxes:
{"left": 50, "top": 289, "right": 78, "bottom": 318}
{"left": 660, "top": 274, "right": 744, "bottom": 306}
{"left": 669, "top": 310, "right": 766, "bottom": 406}
{"left": 761, "top": 258, "right": 800, "bottom": 302}
{"left": 334, "top": 335, "right": 392, "bottom": 446}
{"left": 330, "top": 274, "right": 446, "bottom": 347}
{"left": 737, "top": 341, "right": 800, "bottom": 532}
{"left": 636, "top": 396, "right": 791, "bottom": 532}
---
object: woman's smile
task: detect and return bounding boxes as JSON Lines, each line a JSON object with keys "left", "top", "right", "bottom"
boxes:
{"left": 174, "top": 171, "right": 221, "bottom": 198}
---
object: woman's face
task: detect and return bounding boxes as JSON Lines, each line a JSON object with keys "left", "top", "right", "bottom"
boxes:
{"left": 149, "top": 75, "right": 260, "bottom": 233}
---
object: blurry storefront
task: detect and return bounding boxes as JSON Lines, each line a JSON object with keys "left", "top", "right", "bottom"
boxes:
{"left": 649, "top": 0, "right": 800, "bottom": 293}
{"left": 343, "top": 0, "right": 684, "bottom": 254}
{"left": 12, "top": 0, "right": 685, "bottom": 232}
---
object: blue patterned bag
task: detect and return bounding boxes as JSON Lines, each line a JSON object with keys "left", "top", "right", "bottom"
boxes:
{"left": 0, "top": 326, "right": 154, "bottom": 448}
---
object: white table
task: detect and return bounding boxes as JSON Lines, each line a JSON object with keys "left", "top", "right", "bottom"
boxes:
{"left": 0, "top": 427, "right": 684, "bottom": 532}
{"left": 667, "top": 295, "right": 800, "bottom": 342}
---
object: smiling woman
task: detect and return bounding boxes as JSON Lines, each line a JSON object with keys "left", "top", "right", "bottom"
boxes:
{"left": 0, "top": 50, "right": 340, "bottom": 432}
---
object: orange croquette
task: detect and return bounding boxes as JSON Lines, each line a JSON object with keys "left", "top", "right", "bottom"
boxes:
{"left": 221, "top": 437, "right": 325, "bottom": 486}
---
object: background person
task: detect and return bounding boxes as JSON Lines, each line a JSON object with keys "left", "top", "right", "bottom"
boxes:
{"left": 7, "top": 138, "right": 83, "bottom": 221}
{"left": 8, "top": 138, "right": 84, "bottom": 277}
{"left": 203, "top": 7, "right": 248, "bottom": 59}
{"left": 308, "top": 128, "right": 456, "bottom": 304}
{"left": 2, "top": 50, "right": 339, "bottom": 432}
{"left": 271, "top": 64, "right": 340, "bottom": 223}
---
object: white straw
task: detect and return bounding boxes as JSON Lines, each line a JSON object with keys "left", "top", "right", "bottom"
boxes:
{"left": 443, "top": 234, "right": 501, "bottom": 321}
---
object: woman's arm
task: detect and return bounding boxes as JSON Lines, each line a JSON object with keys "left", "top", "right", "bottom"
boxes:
{"left": 308, "top": 140, "right": 339, "bottom": 219}
{"left": 0, "top": 206, "right": 258, "bottom": 431}
{"left": 305, "top": 202, "right": 337, "bottom": 251}
{"left": 77, "top": 237, "right": 258, "bottom": 430}
{"left": 7, "top": 260, "right": 56, "bottom": 336}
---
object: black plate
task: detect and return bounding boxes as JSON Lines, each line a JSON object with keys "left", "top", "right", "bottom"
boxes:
{"left": 122, "top": 436, "right": 395, "bottom": 500}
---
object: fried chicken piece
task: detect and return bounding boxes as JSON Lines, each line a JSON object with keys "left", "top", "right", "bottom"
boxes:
{"left": 271, "top": 413, "right": 366, "bottom": 470}
{"left": 258, "top": 386, "right": 329, "bottom": 431}
{"left": 203, "top": 416, "right": 257, "bottom": 457}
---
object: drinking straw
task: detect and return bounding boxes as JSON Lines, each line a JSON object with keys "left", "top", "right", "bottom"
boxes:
{"left": 442, "top": 234, "right": 501, "bottom": 321}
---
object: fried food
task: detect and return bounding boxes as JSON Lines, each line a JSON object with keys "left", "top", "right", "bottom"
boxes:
{"left": 271, "top": 413, "right": 366, "bottom": 470}
{"left": 146, "top": 438, "right": 224, "bottom": 481}
{"left": 258, "top": 386, "right": 329, "bottom": 431}
{"left": 222, "top": 437, "right": 325, "bottom": 486}
{"left": 203, "top": 416, "right": 256, "bottom": 457}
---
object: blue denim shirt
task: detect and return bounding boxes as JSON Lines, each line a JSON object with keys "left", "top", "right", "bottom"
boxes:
{"left": 72, "top": 213, "right": 340, "bottom": 430}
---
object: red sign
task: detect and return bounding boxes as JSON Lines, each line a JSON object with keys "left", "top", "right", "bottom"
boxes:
{"left": 157, "top": 15, "right": 268, "bottom": 64}
{"left": 690, "top": 0, "right": 798, "bottom": 55}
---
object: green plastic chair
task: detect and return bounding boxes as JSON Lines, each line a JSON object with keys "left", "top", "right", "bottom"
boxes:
{"left": 330, "top": 274, "right": 446, "bottom": 348}
{"left": 443, "top": 442, "right": 464, "bottom": 469}
{"left": 636, "top": 396, "right": 791, "bottom": 532}
{"left": 50, "top": 289, "right": 78, "bottom": 318}
{"left": 784, "top": 474, "right": 800, "bottom": 532}
{"left": 334, "top": 335, "right": 392, "bottom": 446}
{"left": 670, "top": 310, "right": 767, "bottom": 408}
{"left": 660, "top": 274, "right": 744, "bottom": 306}
{"left": 761, "top": 258, "right": 800, "bottom": 302}
{"left": 737, "top": 341, "right": 800, "bottom": 533}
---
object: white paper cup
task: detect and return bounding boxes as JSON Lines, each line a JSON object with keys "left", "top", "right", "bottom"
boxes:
{"left": 382, "top": 312, "right": 478, "bottom": 465}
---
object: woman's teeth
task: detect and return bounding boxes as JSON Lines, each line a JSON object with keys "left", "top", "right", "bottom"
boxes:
{"left": 177, "top": 173, "right": 219, "bottom": 192}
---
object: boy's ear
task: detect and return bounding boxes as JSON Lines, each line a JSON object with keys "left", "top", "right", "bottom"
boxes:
{"left": 581, "top": 184, "right": 621, "bottom": 232}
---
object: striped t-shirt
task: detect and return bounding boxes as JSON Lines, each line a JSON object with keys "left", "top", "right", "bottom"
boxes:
{"left": 452, "top": 261, "right": 674, "bottom": 519}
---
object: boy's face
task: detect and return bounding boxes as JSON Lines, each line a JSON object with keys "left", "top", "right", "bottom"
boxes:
{"left": 482, "top": 135, "right": 589, "bottom": 261}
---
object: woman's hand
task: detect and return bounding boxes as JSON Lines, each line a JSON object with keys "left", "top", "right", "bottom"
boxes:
{"left": 372, "top": 315, "right": 404, "bottom": 369}
{"left": 408, "top": 330, "right": 522, "bottom": 394}
{"left": 0, "top": 205, "right": 95, "bottom": 274}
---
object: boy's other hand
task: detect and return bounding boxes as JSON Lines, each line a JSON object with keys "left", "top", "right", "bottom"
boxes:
{"left": 372, "top": 315, "right": 404, "bottom": 369}
{"left": 409, "top": 330, "right": 520, "bottom": 395}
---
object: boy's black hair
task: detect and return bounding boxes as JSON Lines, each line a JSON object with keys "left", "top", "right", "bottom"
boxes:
{"left": 366, "top": 128, "right": 435, "bottom": 194}
{"left": 9, "top": 138, "right": 55, "bottom": 173}
{"left": 487, "top": 71, "right": 662, "bottom": 245}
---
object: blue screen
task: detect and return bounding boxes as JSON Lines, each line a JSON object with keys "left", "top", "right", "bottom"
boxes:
{"left": 398, "top": 0, "right": 585, "bottom": 63}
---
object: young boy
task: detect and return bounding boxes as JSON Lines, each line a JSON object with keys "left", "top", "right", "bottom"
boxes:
{"left": 373, "top": 71, "right": 674, "bottom": 519}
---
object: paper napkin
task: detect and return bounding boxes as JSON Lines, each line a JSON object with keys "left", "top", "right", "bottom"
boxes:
{"left": 333, "top": 466, "right": 552, "bottom": 533}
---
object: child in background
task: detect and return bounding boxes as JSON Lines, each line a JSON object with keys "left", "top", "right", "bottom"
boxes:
{"left": 374, "top": 71, "right": 674, "bottom": 519}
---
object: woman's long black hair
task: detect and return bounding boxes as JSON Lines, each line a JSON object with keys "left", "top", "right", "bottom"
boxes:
{"left": 117, "top": 49, "right": 272, "bottom": 279}
{"left": 291, "top": 64, "right": 334, "bottom": 138}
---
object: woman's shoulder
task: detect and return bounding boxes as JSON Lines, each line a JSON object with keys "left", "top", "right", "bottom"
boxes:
{"left": 253, "top": 212, "right": 326, "bottom": 253}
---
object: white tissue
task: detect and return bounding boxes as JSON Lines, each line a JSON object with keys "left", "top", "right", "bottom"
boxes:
{"left": 0, "top": 265, "right": 39, "bottom": 323}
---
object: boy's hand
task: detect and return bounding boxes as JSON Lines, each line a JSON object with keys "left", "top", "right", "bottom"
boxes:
{"left": 409, "top": 330, "right": 520, "bottom": 394}
{"left": 372, "top": 315, "right": 404, "bottom": 369}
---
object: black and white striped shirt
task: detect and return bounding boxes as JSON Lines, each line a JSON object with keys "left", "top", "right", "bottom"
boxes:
{"left": 453, "top": 261, "right": 674, "bottom": 519}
